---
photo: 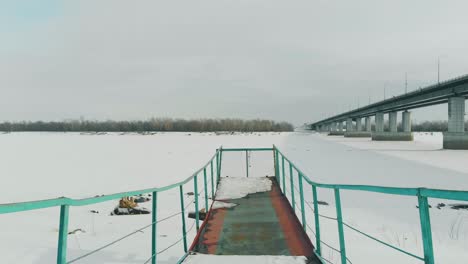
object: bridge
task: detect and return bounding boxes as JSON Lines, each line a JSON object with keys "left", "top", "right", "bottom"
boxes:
{"left": 308, "top": 74, "right": 468, "bottom": 149}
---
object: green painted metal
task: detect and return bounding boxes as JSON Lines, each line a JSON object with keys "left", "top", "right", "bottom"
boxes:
{"left": 57, "top": 205, "right": 69, "bottom": 264}
{"left": 334, "top": 188, "right": 347, "bottom": 264}
{"left": 203, "top": 168, "right": 209, "bottom": 211}
{"left": 221, "top": 147, "right": 274, "bottom": 152}
{"left": 281, "top": 156, "right": 286, "bottom": 194}
{"left": 0, "top": 151, "right": 222, "bottom": 215}
{"left": 418, "top": 195, "right": 435, "bottom": 264}
{"left": 218, "top": 149, "right": 223, "bottom": 181}
{"left": 176, "top": 252, "right": 190, "bottom": 264}
{"left": 273, "top": 150, "right": 277, "bottom": 182}
{"left": 209, "top": 190, "right": 291, "bottom": 255}
{"left": 289, "top": 162, "right": 295, "bottom": 212}
{"left": 152, "top": 191, "right": 158, "bottom": 264}
{"left": 216, "top": 150, "right": 220, "bottom": 184}
{"left": 3, "top": 145, "right": 468, "bottom": 263}
{"left": 312, "top": 185, "right": 321, "bottom": 256}
{"left": 210, "top": 160, "right": 214, "bottom": 198}
{"left": 179, "top": 185, "right": 188, "bottom": 253}
{"left": 194, "top": 174, "right": 200, "bottom": 231}
{"left": 298, "top": 172, "right": 306, "bottom": 230}
{"left": 245, "top": 150, "right": 249, "bottom": 178}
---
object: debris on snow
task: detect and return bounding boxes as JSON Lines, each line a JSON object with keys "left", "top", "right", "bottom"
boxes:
{"left": 68, "top": 229, "right": 86, "bottom": 235}
{"left": 111, "top": 197, "right": 150, "bottom": 215}
{"left": 111, "top": 206, "right": 150, "bottom": 215}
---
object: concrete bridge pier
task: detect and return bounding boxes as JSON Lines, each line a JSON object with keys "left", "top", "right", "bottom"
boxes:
{"left": 365, "top": 117, "right": 372, "bottom": 132}
{"left": 329, "top": 121, "right": 345, "bottom": 136}
{"left": 375, "top": 112, "right": 384, "bottom": 132}
{"left": 443, "top": 97, "right": 468, "bottom": 149}
{"left": 345, "top": 116, "right": 371, "bottom": 138}
{"left": 346, "top": 118, "right": 353, "bottom": 132}
{"left": 372, "top": 111, "right": 413, "bottom": 141}
{"left": 389, "top": 112, "right": 397, "bottom": 132}
{"left": 356, "top": 118, "right": 362, "bottom": 131}
{"left": 402, "top": 111, "right": 411, "bottom": 132}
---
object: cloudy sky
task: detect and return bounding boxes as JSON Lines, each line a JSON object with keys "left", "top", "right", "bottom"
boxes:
{"left": 1, "top": 1, "right": 467, "bottom": 125}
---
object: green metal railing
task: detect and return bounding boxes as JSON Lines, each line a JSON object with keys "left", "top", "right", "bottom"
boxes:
{"left": 273, "top": 145, "right": 468, "bottom": 264}
{"left": 0, "top": 147, "right": 224, "bottom": 264}
{"left": 1, "top": 145, "right": 467, "bottom": 264}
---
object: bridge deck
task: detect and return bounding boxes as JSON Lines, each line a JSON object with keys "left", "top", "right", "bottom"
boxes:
{"left": 185, "top": 177, "right": 321, "bottom": 263}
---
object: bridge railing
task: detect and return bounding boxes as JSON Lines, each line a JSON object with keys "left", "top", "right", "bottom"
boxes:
{"left": 273, "top": 145, "right": 468, "bottom": 264}
{"left": 0, "top": 147, "right": 224, "bottom": 264}
{"left": 2, "top": 145, "right": 466, "bottom": 264}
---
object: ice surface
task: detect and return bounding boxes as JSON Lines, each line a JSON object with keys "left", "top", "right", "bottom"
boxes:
{"left": 1, "top": 131, "right": 468, "bottom": 264}
{"left": 182, "top": 253, "right": 307, "bottom": 264}
{"left": 211, "top": 201, "right": 238, "bottom": 210}
{"left": 215, "top": 177, "right": 272, "bottom": 200}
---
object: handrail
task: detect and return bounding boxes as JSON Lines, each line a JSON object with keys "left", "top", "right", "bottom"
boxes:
{"left": 1, "top": 145, "right": 462, "bottom": 264}
{"left": 274, "top": 146, "right": 468, "bottom": 201}
{"left": 272, "top": 144, "right": 467, "bottom": 264}
{"left": 0, "top": 146, "right": 223, "bottom": 264}
{"left": 0, "top": 150, "right": 221, "bottom": 214}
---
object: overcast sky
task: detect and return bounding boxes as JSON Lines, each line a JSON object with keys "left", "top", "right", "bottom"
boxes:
{"left": 1, "top": 1, "right": 467, "bottom": 125}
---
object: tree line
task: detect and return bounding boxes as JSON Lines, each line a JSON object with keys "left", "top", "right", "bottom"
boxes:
{"left": 411, "top": 120, "right": 468, "bottom": 132}
{"left": 374, "top": 121, "right": 468, "bottom": 132}
{"left": 0, "top": 118, "right": 294, "bottom": 132}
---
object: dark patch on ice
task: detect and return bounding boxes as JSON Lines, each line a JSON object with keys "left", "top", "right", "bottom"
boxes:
{"left": 68, "top": 228, "right": 85, "bottom": 235}
{"left": 188, "top": 211, "right": 207, "bottom": 220}
{"left": 111, "top": 207, "right": 150, "bottom": 215}
{"left": 450, "top": 204, "right": 468, "bottom": 210}
{"left": 416, "top": 203, "right": 468, "bottom": 211}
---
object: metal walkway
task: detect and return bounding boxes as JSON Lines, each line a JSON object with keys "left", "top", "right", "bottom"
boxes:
{"left": 186, "top": 177, "right": 321, "bottom": 263}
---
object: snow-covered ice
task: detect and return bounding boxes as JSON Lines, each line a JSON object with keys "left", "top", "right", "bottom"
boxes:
{"left": 0, "top": 131, "right": 468, "bottom": 264}
{"left": 211, "top": 201, "right": 238, "bottom": 210}
{"left": 214, "top": 177, "right": 272, "bottom": 200}
{"left": 182, "top": 253, "right": 308, "bottom": 264}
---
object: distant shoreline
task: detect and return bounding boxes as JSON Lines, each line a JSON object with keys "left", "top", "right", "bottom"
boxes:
{"left": 0, "top": 118, "right": 294, "bottom": 132}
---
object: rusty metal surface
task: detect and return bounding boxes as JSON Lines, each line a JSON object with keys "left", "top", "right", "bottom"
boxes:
{"left": 192, "top": 177, "right": 318, "bottom": 261}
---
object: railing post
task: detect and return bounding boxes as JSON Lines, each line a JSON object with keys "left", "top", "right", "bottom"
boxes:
{"left": 218, "top": 150, "right": 223, "bottom": 182}
{"left": 281, "top": 156, "right": 286, "bottom": 194}
{"left": 57, "top": 204, "right": 69, "bottom": 264}
{"left": 203, "top": 167, "right": 209, "bottom": 211}
{"left": 274, "top": 148, "right": 281, "bottom": 184}
{"left": 298, "top": 172, "right": 306, "bottom": 230}
{"left": 194, "top": 175, "right": 200, "bottom": 231}
{"left": 289, "top": 163, "right": 295, "bottom": 211}
{"left": 245, "top": 150, "right": 249, "bottom": 178}
{"left": 312, "top": 185, "right": 321, "bottom": 256}
{"left": 334, "top": 188, "right": 347, "bottom": 264}
{"left": 179, "top": 185, "right": 188, "bottom": 253}
{"left": 152, "top": 191, "right": 158, "bottom": 264}
{"left": 418, "top": 194, "right": 435, "bottom": 264}
{"left": 216, "top": 150, "right": 220, "bottom": 184}
{"left": 210, "top": 160, "right": 214, "bottom": 198}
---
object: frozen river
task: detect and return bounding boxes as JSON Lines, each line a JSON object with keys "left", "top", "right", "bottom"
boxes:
{"left": 1, "top": 132, "right": 467, "bottom": 263}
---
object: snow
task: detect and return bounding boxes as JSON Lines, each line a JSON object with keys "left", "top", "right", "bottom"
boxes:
{"left": 182, "top": 253, "right": 307, "bottom": 264}
{"left": 214, "top": 177, "right": 272, "bottom": 200}
{"left": 0, "top": 131, "right": 468, "bottom": 264}
{"left": 211, "top": 201, "right": 238, "bottom": 210}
